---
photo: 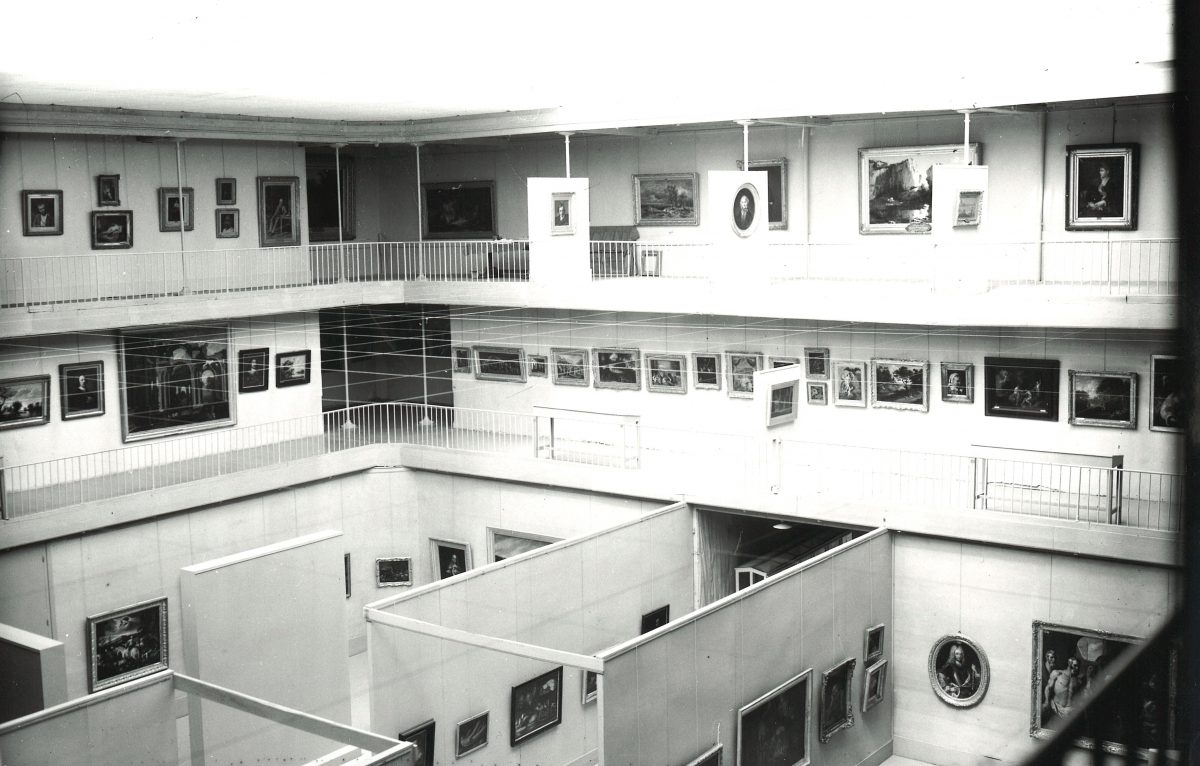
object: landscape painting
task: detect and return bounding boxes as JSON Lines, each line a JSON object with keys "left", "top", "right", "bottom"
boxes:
{"left": 860, "top": 144, "right": 981, "bottom": 233}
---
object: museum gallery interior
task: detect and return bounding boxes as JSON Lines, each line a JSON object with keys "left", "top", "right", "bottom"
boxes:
{"left": 0, "top": 4, "right": 1193, "bottom": 766}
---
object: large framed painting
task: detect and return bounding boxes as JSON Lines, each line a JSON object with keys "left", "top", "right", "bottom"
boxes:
{"left": 647, "top": 353, "right": 687, "bottom": 394}
{"left": 941, "top": 362, "right": 974, "bottom": 403}
{"left": 474, "top": 345, "right": 527, "bottom": 383}
{"left": 984, "top": 357, "right": 1060, "bottom": 421}
{"left": 594, "top": 348, "right": 641, "bottom": 390}
{"left": 819, "top": 658, "right": 856, "bottom": 742}
{"left": 551, "top": 347, "right": 590, "bottom": 387}
{"left": 91, "top": 210, "right": 133, "bottom": 249}
{"left": 862, "top": 660, "right": 888, "bottom": 713}
{"left": 736, "top": 668, "right": 810, "bottom": 766}
{"left": 1066, "top": 144, "right": 1138, "bottom": 231}
{"left": 1149, "top": 355, "right": 1183, "bottom": 432}
{"left": 859, "top": 143, "right": 981, "bottom": 234}
{"left": 928, "top": 634, "right": 989, "bottom": 708}
{"left": 686, "top": 743, "right": 723, "bottom": 766}
{"left": 727, "top": 352, "right": 763, "bottom": 399}
{"left": 452, "top": 346, "right": 472, "bottom": 374}
{"left": 257, "top": 176, "right": 301, "bottom": 246}
{"left": 455, "top": 710, "right": 489, "bottom": 758}
{"left": 238, "top": 348, "right": 269, "bottom": 393}
{"left": 510, "top": 666, "right": 563, "bottom": 745}
{"left": 375, "top": 557, "right": 412, "bottom": 587}
{"left": 730, "top": 182, "right": 761, "bottom": 237}
{"left": 634, "top": 173, "right": 699, "bottom": 226}
{"left": 768, "top": 380, "right": 799, "bottom": 427}
{"left": 738, "top": 158, "right": 788, "bottom": 230}
{"left": 422, "top": 180, "right": 496, "bottom": 239}
{"left": 398, "top": 719, "right": 435, "bottom": 766}
{"left": 59, "top": 361, "right": 105, "bottom": 420}
{"left": 86, "top": 597, "right": 168, "bottom": 693}
{"left": 157, "top": 187, "right": 195, "bottom": 232}
{"left": 0, "top": 375, "right": 50, "bottom": 430}
{"left": 431, "top": 538, "right": 471, "bottom": 579}
{"left": 870, "top": 359, "right": 929, "bottom": 412}
{"left": 1069, "top": 370, "right": 1137, "bottom": 429}
{"left": 21, "top": 190, "right": 63, "bottom": 236}
{"left": 834, "top": 361, "right": 866, "bottom": 407}
{"left": 275, "top": 350, "right": 311, "bottom": 387}
{"left": 119, "top": 324, "right": 232, "bottom": 442}
{"left": 693, "top": 353, "right": 722, "bottom": 390}
{"left": 1031, "top": 621, "right": 1177, "bottom": 753}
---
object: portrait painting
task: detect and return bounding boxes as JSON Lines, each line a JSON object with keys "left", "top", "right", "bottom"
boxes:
{"left": 768, "top": 380, "right": 799, "bottom": 426}
{"left": 864, "top": 624, "right": 885, "bottom": 665}
{"left": 804, "top": 348, "right": 829, "bottom": 380}
{"left": 275, "top": 350, "right": 311, "bottom": 387}
{"left": 859, "top": 143, "right": 981, "bottom": 233}
{"left": 731, "top": 182, "right": 760, "bottom": 237}
{"left": 833, "top": 361, "right": 866, "bottom": 407}
{"left": 91, "top": 210, "right": 133, "bottom": 249}
{"left": 984, "top": 357, "right": 1060, "bottom": 421}
{"left": 647, "top": 353, "right": 687, "bottom": 393}
{"left": 375, "top": 557, "right": 412, "bottom": 587}
{"left": 22, "top": 189, "right": 63, "bottom": 236}
{"left": 398, "top": 719, "right": 435, "bottom": 766}
{"left": 928, "top": 634, "right": 989, "bottom": 708}
{"left": 510, "top": 666, "right": 564, "bottom": 745}
{"left": 693, "top": 353, "right": 722, "bottom": 390}
{"left": 736, "top": 669, "right": 810, "bottom": 766}
{"left": 955, "top": 190, "right": 983, "bottom": 226}
{"left": 1149, "top": 355, "right": 1183, "bottom": 432}
{"left": 1069, "top": 370, "right": 1137, "bottom": 428}
{"left": 216, "top": 177, "right": 237, "bottom": 206}
{"left": 257, "top": 176, "right": 301, "bottom": 246}
{"left": 552, "top": 192, "right": 574, "bottom": 235}
{"left": 432, "top": 539, "right": 470, "bottom": 579}
{"left": 455, "top": 711, "right": 489, "bottom": 758}
{"left": 738, "top": 158, "right": 788, "bottom": 230}
{"left": 237, "top": 348, "right": 269, "bottom": 393}
{"left": 819, "top": 658, "right": 856, "bottom": 742}
{"left": 551, "top": 347, "right": 590, "bottom": 386}
{"left": 157, "top": 187, "right": 195, "bottom": 232}
{"left": 727, "top": 352, "right": 763, "bottom": 399}
{"left": 941, "top": 362, "right": 974, "bottom": 403}
{"left": 581, "top": 669, "right": 598, "bottom": 705}
{"left": 59, "top": 361, "right": 105, "bottom": 420}
{"left": 640, "top": 605, "right": 670, "bottom": 634}
{"left": 594, "top": 348, "right": 641, "bottom": 390}
{"left": 1066, "top": 144, "right": 1138, "bottom": 231}
{"left": 807, "top": 382, "right": 827, "bottom": 406}
{"left": 0, "top": 375, "right": 51, "bottom": 430}
{"left": 452, "top": 346, "right": 471, "bottom": 374}
{"left": 634, "top": 172, "right": 699, "bottom": 226}
{"left": 870, "top": 359, "right": 929, "bottom": 412}
{"left": 474, "top": 345, "right": 527, "bottom": 383}
{"left": 862, "top": 660, "right": 888, "bottom": 713}
{"left": 98, "top": 174, "right": 121, "bottom": 206}
{"left": 119, "top": 324, "right": 232, "bottom": 441}
{"left": 528, "top": 354, "right": 548, "bottom": 377}
{"left": 686, "top": 743, "right": 724, "bottom": 766}
{"left": 86, "top": 597, "right": 168, "bottom": 693}
{"left": 215, "top": 208, "right": 240, "bottom": 238}
{"left": 422, "top": 180, "right": 497, "bottom": 239}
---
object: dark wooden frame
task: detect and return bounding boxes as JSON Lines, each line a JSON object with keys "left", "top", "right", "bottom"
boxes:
{"left": 510, "top": 666, "right": 564, "bottom": 746}
{"left": 59, "top": 361, "right": 105, "bottom": 420}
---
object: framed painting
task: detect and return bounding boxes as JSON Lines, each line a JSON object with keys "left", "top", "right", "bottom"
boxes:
{"left": 955, "top": 190, "right": 984, "bottom": 226}
{"left": 237, "top": 348, "right": 268, "bottom": 393}
{"left": 215, "top": 208, "right": 240, "bottom": 238}
{"left": 452, "top": 346, "right": 472, "bottom": 374}
{"left": 1066, "top": 144, "right": 1138, "bottom": 231}
{"left": 738, "top": 158, "right": 788, "bottom": 230}
{"left": 216, "top": 177, "right": 237, "bottom": 206}
{"left": 552, "top": 192, "right": 574, "bottom": 235}
{"left": 98, "top": 174, "right": 121, "bottom": 206}
{"left": 422, "top": 180, "right": 496, "bottom": 239}
{"left": 398, "top": 719, "right": 435, "bottom": 766}
{"left": 1069, "top": 370, "right": 1137, "bottom": 429}
{"left": 727, "top": 352, "right": 763, "bottom": 399}
{"left": 431, "top": 539, "right": 470, "bottom": 579}
{"left": 819, "top": 658, "right": 856, "bottom": 742}
{"left": 375, "top": 557, "right": 412, "bottom": 587}
{"left": 551, "top": 347, "right": 590, "bottom": 387}
{"left": 474, "top": 345, "right": 527, "bottom": 382}
{"left": 768, "top": 380, "right": 799, "bottom": 427}
{"left": 455, "top": 710, "right": 489, "bottom": 758}
{"left": 807, "top": 382, "right": 828, "bottom": 406}
{"left": 731, "top": 182, "right": 761, "bottom": 237}
{"left": 59, "top": 361, "right": 104, "bottom": 420}
{"left": 0, "top": 375, "right": 50, "bottom": 430}
{"left": 834, "top": 361, "right": 867, "bottom": 407}
{"left": 647, "top": 353, "right": 687, "bottom": 393}
{"left": 275, "top": 350, "right": 311, "bottom": 387}
{"left": 344, "top": 552, "right": 351, "bottom": 599}
{"left": 91, "top": 210, "right": 133, "bottom": 249}
{"left": 640, "top": 605, "right": 670, "bottom": 634}
{"left": 941, "top": 362, "right": 974, "bottom": 403}
{"left": 686, "top": 743, "right": 723, "bottom": 766}
{"left": 119, "top": 324, "right": 232, "bottom": 441}
{"left": 581, "top": 669, "right": 599, "bottom": 705}
{"left": 21, "top": 190, "right": 63, "bottom": 236}
{"left": 594, "top": 347, "right": 641, "bottom": 390}
{"left": 929, "top": 634, "right": 989, "bottom": 708}
{"left": 804, "top": 348, "right": 830, "bottom": 380}
{"left": 864, "top": 624, "right": 885, "bottom": 665}
{"left": 770, "top": 356, "right": 801, "bottom": 369}
{"left": 257, "top": 176, "right": 301, "bottom": 246}
{"left": 527, "top": 354, "right": 548, "bottom": 377}
{"left": 488, "top": 528, "right": 559, "bottom": 563}
{"left": 306, "top": 152, "right": 355, "bottom": 241}
{"left": 862, "top": 660, "right": 888, "bottom": 713}
{"left": 510, "top": 666, "right": 563, "bottom": 745}
{"left": 634, "top": 172, "right": 699, "bottom": 226}
{"left": 737, "top": 668, "right": 811, "bottom": 766}
{"left": 157, "top": 187, "right": 195, "bottom": 232}
{"left": 1149, "top": 355, "right": 1183, "bottom": 432}
{"left": 693, "top": 353, "right": 722, "bottom": 390}
{"left": 859, "top": 143, "right": 981, "bottom": 233}
{"left": 984, "top": 357, "right": 1060, "bottom": 421}
{"left": 870, "top": 359, "right": 929, "bottom": 412}
{"left": 86, "top": 597, "right": 168, "bottom": 693}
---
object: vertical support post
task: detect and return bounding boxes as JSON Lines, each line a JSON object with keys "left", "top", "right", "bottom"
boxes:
{"left": 414, "top": 144, "right": 425, "bottom": 280}
{"left": 737, "top": 120, "right": 752, "bottom": 170}
{"left": 340, "top": 306, "right": 355, "bottom": 431}
{"left": 418, "top": 307, "right": 433, "bottom": 427}
{"left": 962, "top": 110, "right": 971, "bottom": 163}
{"left": 175, "top": 140, "right": 188, "bottom": 295}
{"left": 560, "top": 132, "right": 573, "bottom": 178}
{"left": 335, "top": 143, "right": 346, "bottom": 283}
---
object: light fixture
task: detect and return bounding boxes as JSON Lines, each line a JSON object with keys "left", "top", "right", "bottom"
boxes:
{"left": 772, "top": 521, "right": 792, "bottom": 531}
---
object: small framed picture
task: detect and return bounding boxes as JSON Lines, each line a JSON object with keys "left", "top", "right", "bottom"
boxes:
{"left": 344, "top": 553, "right": 352, "bottom": 599}
{"left": 768, "top": 380, "right": 799, "bottom": 427}
{"left": 955, "top": 190, "right": 983, "bottom": 226}
{"left": 215, "top": 208, "right": 240, "bottom": 238}
{"left": 527, "top": 354, "right": 548, "bottom": 377}
{"left": 731, "top": 182, "right": 761, "bottom": 237}
{"left": 455, "top": 710, "right": 489, "bottom": 758}
{"left": 375, "top": 557, "right": 412, "bottom": 587}
{"left": 581, "top": 669, "right": 598, "bottom": 705}
{"left": 804, "top": 348, "right": 830, "bottom": 379}
{"left": 727, "top": 352, "right": 763, "bottom": 399}
{"left": 237, "top": 348, "right": 269, "bottom": 393}
{"left": 551, "top": 192, "right": 574, "bottom": 235}
{"left": 551, "top": 347, "right": 590, "bottom": 387}
{"left": 431, "top": 539, "right": 470, "bottom": 579}
{"left": 257, "top": 176, "right": 301, "bottom": 246}
{"left": 510, "top": 666, "right": 563, "bottom": 745}
{"left": 594, "top": 348, "right": 641, "bottom": 390}
{"left": 864, "top": 624, "right": 885, "bottom": 665}
{"left": 98, "top": 175, "right": 121, "bottom": 206}
{"left": 929, "top": 634, "right": 989, "bottom": 708}
{"left": 86, "top": 597, "right": 168, "bottom": 693}
{"left": 1149, "top": 355, "right": 1183, "bottom": 432}
{"left": 941, "top": 362, "right": 974, "bottom": 403}
{"left": 452, "top": 346, "right": 471, "bottom": 374}
{"left": 833, "top": 361, "right": 867, "bottom": 407}
{"left": 474, "top": 345, "right": 527, "bottom": 383}
{"left": 647, "top": 353, "right": 687, "bottom": 393}
{"left": 91, "top": 210, "right": 133, "bottom": 249}
{"left": 870, "top": 359, "right": 929, "bottom": 412}
{"left": 275, "top": 350, "right": 311, "bottom": 387}
{"left": 1066, "top": 144, "right": 1138, "bottom": 231}
{"left": 0, "top": 375, "right": 50, "bottom": 430}
{"left": 640, "top": 605, "right": 670, "bottom": 634}
{"left": 737, "top": 669, "right": 810, "bottom": 766}
{"left": 216, "top": 177, "right": 237, "bottom": 206}
{"left": 770, "top": 356, "right": 801, "bottom": 369}
{"left": 1068, "top": 370, "right": 1137, "bottom": 429}
{"left": 22, "top": 190, "right": 63, "bottom": 236}
{"left": 984, "top": 357, "right": 1060, "bottom": 421}
{"left": 634, "top": 172, "right": 699, "bottom": 226}
{"left": 862, "top": 660, "right": 888, "bottom": 713}
{"left": 59, "top": 361, "right": 105, "bottom": 420}
{"left": 157, "top": 187, "right": 195, "bottom": 232}
{"left": 693, "top": 353, "right": 722, "bottom": 390}
{"left": 807, "top": 382, "right": 827, "bottom": 405}
{"left": 819, "top": 658, "right": 856, "bottom": 742}
{"left": 398, "top": 719, "right": 435, "bottom": 766}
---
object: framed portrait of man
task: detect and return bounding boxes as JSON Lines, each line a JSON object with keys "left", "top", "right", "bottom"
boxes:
{"left": 22, "top": 190, "right": 64, "bottom": 236}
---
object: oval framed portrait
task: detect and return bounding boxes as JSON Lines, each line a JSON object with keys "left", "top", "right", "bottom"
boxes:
{"left": 928, "top": 634, "right": 990, "bottom": 708}
{"left": 731, "top": 182, "right": 761, "bottom": 237}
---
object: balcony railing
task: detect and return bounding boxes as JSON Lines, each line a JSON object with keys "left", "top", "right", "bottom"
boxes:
{"left": 0, "top": 237, "right": 1178, "bottom": 309}
{"left": 0, "top": 403, "right": 1183, "bottom": 535}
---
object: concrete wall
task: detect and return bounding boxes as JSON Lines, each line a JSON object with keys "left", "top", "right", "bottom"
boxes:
{"left": 0, "top": 623, "right": 66, "bottom": 723}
